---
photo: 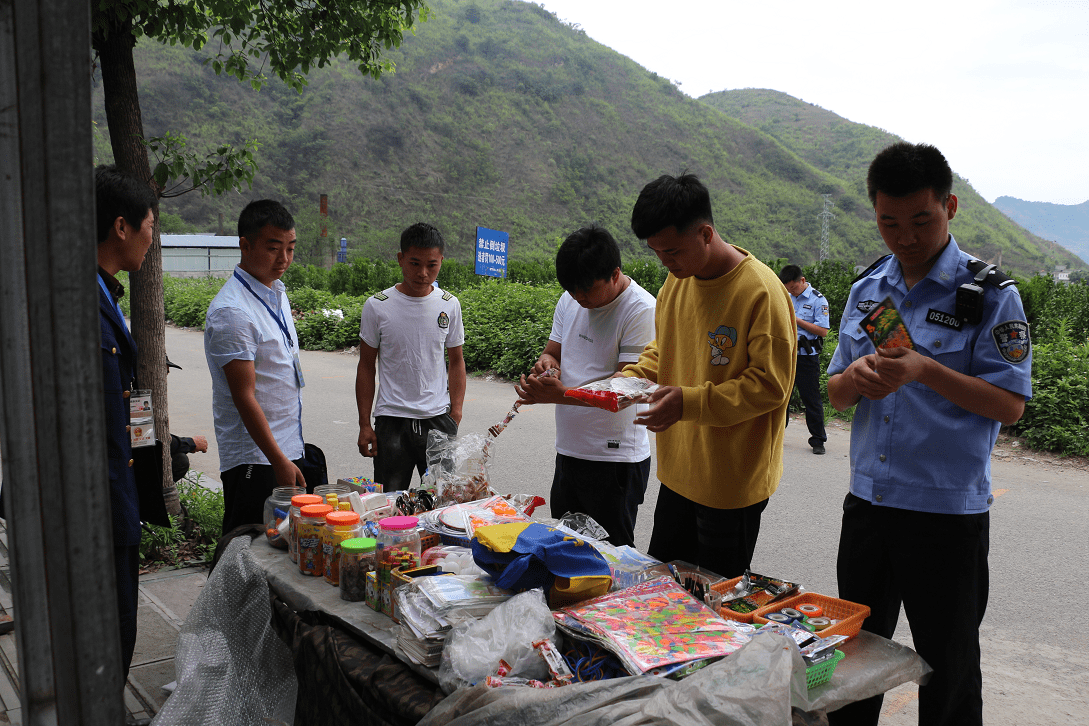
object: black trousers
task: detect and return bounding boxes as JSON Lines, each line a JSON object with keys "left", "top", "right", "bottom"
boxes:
{"left": 549, "top": 453, "right": 651, "bottom": 547}
{"left": 794, "top": 353, "right": 826, "bottom": 446}
{"left": 829, "top": 493, "right": 988, "bottom": 726}
{"left": 221, "top": 456, "right": 312, "bottom": 535}
{"left": 373, "top": 413, "right": 458, "bottom": 492}
{"left": 647, "top": 484, "right": 769, "bottom": 579}
{"left": 115, "top": 543, "right": 140, "bottom": 677}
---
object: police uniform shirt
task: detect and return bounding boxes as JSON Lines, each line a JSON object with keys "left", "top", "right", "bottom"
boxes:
{"left": 791, "top": 284, "right": 829, "bottom": 356}
{"left": 827, "top": 236, "right": 1032, "bottom": 515}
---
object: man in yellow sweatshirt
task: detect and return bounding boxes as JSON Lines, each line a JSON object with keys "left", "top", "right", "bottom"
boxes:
{"left": 622, "top": 173, "right": 797, "bottom": 578}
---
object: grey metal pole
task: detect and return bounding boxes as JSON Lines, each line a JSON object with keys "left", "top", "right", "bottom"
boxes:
{"left": 0, "top": 0, "right": 125, "bottom": 722}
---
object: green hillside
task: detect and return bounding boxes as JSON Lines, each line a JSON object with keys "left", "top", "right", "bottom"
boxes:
{"left": 700, "top": 88, "right": 1082, "bottom": 273}
{"left": 92, "top": 0, "right": 1079, "bottom": 275}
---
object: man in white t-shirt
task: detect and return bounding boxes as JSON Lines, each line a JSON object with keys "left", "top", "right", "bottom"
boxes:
{"left": 355, "top": 223, "right": 466, "bottom": 491}
{"left": 516, "top": 225, "right": 656, "bottom": 546}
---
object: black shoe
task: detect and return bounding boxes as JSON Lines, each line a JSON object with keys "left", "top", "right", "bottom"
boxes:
{"left": 812, "top": 443, "right": 826, "bottom": 455}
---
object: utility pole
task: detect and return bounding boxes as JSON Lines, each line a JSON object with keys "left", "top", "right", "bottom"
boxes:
{"left": 818, "top": 194, "right": 835, "bottom": 262}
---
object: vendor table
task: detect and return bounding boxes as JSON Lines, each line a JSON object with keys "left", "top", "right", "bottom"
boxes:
{"left": 251, "top": 539, "right": 929, "bottom": 725}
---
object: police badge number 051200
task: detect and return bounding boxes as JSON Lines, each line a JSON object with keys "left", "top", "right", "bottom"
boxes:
{"left": 992, "top": 320, "right": 1030, "bottom": 364}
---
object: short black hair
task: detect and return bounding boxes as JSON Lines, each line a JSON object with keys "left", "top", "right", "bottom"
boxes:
{"left": 555, "top": 225, "right": 622, "bottom": 293}
{"left": 866, "top": 142, "right": 954, "bottom": 206}
{"left": 400, "top": 222, "right": 445, "bottom": 254}
{"left": 238, "top": 199, "right": 294, "bottom": 239}
{"left": 95, "top": 165, "right": 156, "bottom": 244}
{"left": 630, "top": 173, "right": 714, "bottom": 240}
{"left": 778, "top": 264, "right": 803, "bottom": 285}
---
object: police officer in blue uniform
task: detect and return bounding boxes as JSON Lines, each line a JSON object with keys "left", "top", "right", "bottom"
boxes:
{"left": 780, "top": 264, "right": 829, "bottom": 454}
{"left": 826, "top": 143, "right": 1032, "bottom": 726}
{"left": 95, "top": 165, "right": 157, "bottom": 681}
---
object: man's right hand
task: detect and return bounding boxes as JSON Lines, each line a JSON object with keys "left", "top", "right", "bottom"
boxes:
{"left": 273, "top": 457, "right": 306, "bottom": 488}
{"left": 532, "top": 353, "right": 560, "bottom": 376}
{"left": 358, "top": 425, "right": 378, "bottom": 458}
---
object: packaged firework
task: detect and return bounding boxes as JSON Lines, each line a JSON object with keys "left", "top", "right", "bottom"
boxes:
{"left": 563, "top": 377, "right": 658, "bottom": 413}
{"left": 859, "top": 296, "right": 914, "bottom": 350}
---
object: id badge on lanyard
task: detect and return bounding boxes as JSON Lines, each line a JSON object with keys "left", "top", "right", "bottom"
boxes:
{"left": 234, "top": 270, "right": 305, "bottom": 388}
{"left": 292, "top": 351, "right": 305, "bottom": 388}
{"left": 129, "top": 389, "right": 155, "bottom": 448}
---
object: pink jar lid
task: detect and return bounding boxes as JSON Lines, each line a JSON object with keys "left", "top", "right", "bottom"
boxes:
{"left": 378, "top": 515, "right": 419, "bottom": 531}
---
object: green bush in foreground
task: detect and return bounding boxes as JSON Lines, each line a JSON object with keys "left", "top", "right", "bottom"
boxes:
{"left": 139, "top": 474, "right": 224, "bottom": 568}
{"left": 1012, "top": 324, "right": 1089, "bottom": 457}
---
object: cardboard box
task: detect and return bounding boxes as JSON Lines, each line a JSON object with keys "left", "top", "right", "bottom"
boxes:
{"left": 337, "top": 476, "right": 383, "bottom": 495}
{"left": 365, "top": 570, "right": 380, "bottom": 612}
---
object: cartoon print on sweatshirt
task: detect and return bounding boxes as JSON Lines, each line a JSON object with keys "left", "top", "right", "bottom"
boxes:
{"left": 708, "top": 325, "right": 737, "bottom": 366}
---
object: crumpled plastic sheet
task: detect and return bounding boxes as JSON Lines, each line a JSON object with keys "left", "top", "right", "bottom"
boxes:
{"left": 419, "top": 630, "right": 931, "bottom": 726}
{"left": 421, "top": 633, "right": 804, "bottom": 726}
{"left": 151, "top": 536, "right": 297, "bottom": 726}
{"left": 438, "top": 589, "right": 557, "bottom": 694}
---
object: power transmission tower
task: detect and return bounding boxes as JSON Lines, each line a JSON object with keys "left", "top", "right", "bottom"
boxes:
{"left": 818, "top": 194, "right": 835, "bottom": 262}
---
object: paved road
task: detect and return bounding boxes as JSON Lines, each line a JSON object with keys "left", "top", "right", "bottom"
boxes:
{"left": 164, "top": 324, "right": 1088, "bottom": 725}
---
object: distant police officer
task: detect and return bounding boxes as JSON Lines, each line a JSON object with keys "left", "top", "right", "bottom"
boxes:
{"left": 780, "top": 264, "right": 829, "bottom": 454}
{"left": 826, "top": 142, "right": 1032, "bottom": 726}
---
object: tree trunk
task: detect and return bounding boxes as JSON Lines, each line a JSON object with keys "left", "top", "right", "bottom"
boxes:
{"left": 94, "top": 18, "right": 180, "bottom": 516}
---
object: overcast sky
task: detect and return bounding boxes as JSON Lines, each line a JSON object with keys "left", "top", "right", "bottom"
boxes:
{"left": 538, "top": 0, "right": 1088, "bottom": 206}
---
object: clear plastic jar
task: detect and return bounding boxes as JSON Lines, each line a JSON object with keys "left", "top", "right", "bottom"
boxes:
{"left": 340, "top": 537, "right": 377, "bottom": 602}
{"left": 297, "top": 503, "right": 333, "bottom": 576}
{"left": 288, "top": 494, "right": 323, "bottom": 563}
{"left": 376, "top": 515, "right": 421, "bottom": 609}
{"left": 323, "top": 511, "right": 362, "bottom": 585}
{"left": 264, "top": 486, "right": 305, "bottom": 550}
{"left": 313, "top": 482, "right": 350, "bottom": 499}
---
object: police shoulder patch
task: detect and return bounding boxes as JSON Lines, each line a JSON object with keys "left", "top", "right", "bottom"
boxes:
{"left": 442, "top": 291, "right": 453, "bottom": 301}
{"left": 373, "top": 292, "right": 389, "bottom": 301}
{"left": 991, "top": 320, "right": 1030, "bottom": 364}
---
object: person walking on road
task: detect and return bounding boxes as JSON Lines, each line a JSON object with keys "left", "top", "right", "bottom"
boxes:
{"left": 779, "top": 264, "right": 829, "bottom": 454}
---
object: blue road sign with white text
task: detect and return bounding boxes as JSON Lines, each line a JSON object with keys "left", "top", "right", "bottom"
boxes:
{"left": 474, "top": 227, "right": 508, "bottom": 278}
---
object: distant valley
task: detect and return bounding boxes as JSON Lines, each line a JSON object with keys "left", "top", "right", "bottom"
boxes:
{"left": 992, "top": 197, "right": 1089, "bottom": 266}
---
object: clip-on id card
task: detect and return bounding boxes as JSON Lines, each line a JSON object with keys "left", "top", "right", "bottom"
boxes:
{"left": 129, "top": 389, "right": 156, "bottom": 448}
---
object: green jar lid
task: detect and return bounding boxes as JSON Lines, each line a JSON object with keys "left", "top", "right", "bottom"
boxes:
{"left": 341, "top": 537, "right": 377, "bottom": 553}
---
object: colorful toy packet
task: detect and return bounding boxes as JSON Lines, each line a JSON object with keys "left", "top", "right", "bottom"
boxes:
{"left": 859, "top": 296, "right": 914, "bottom": 350}
{"left": 563, "top": 377, "right": 659, "bottom": 413}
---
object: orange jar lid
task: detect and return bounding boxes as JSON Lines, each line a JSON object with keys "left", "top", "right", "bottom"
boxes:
{"left": 292, "top": 494, "right": 323, "bottom": 507}
{"left": 326, "top": 511, "right": 360, "bottom": 526}
{"left": 300, "top": 504, "right": 334, "bottom": 518}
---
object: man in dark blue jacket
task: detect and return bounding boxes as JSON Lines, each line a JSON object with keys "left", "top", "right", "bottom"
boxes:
{"left": 95, "top": 165, "right": 156, "bottom": 678}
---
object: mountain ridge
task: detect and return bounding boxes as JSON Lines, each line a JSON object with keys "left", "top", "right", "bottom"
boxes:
{"left": 91, "top": 0, "right": 1082, "bottom": 276}
{"left": 992, "top": 196, "right": 1089, "bottom": 265}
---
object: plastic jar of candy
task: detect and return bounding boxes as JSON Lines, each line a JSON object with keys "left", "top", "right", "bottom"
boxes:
{"left": 339, "top": 537, "right": 377, "bottom": 602}
{"left": 263, "top": 486, "right": 304, "bottom": 550}
{"left": 323, "top": 510, "right": 362, "bottom": 585}
{"left": 297, "top": 503, "right": 333, "bottom": 576}
{"left": 288, "top": 494, "right": 322, "bottom": 563}
{"left": 376, "top": 516, "right": 421, "bottom": 604}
